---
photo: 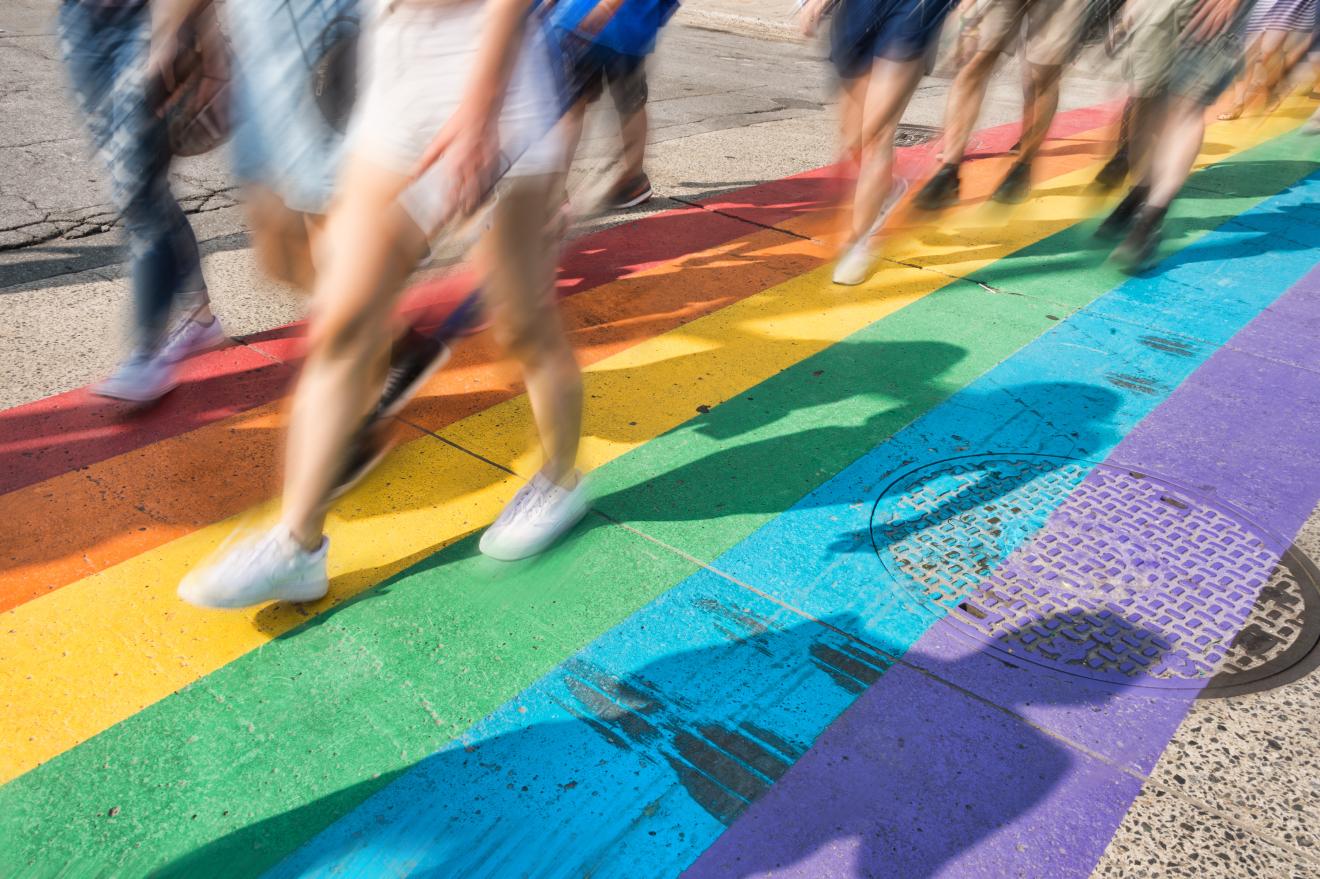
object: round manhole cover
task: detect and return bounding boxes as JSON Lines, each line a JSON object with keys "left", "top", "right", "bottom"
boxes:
{"left": 869, "top": 454, "right": 1320, "bottom": 697}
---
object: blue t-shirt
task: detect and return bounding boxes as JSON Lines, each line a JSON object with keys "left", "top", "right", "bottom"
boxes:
{"left": 546, "top": 0, "right": 679, "bottom": 56}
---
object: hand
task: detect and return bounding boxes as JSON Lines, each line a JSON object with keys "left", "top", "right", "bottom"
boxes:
{"left": 578, "top": 0, "right": 617, "bottom": 34}
{"left": 414, "top": 101, "right": 502, "bottom": 219}
{"left": 796, "top": 0, "right": 832, "bottom": 37}
{"left": 1186, "top": 0, "right": 1241, "bottom": 42}
{"left": 146, "top": 0, "right": 210, "bottom": 111}
{"left": 146, "top": 28, "right": 182, "bottom": 112}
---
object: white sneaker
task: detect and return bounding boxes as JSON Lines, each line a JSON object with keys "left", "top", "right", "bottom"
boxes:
{"left": 93, "top": 348, "right": 180, "bottom": 403}
{"left": 832, "top": 177, "right": 909, "bottom": 287}
{"left": 178, "top": 527, "right": 329, "bottom": 609}
{"left": 479, "top": 471, "right": 592, "bottom": 561}
{"left": 159, "top": 309, "right": 227, "bottom": 364}
{"left": 832, "top": 238, "right": 876, "bottom": 286}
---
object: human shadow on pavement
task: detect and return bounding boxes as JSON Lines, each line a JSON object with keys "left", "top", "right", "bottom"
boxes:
{"left": 150, "top": 609, "right": 1169, "bottom": 879}
{"left": 587, "top": 343, "right": 1122, "bottom": 549}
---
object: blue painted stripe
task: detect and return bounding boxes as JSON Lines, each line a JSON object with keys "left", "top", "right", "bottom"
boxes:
{"left": 267, "top": 166, "right": 1320, "bottom": 879}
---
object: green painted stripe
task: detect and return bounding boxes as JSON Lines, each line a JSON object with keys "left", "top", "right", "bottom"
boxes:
{"left": 3, "top": 129, "right": 1314, "bottom": 879}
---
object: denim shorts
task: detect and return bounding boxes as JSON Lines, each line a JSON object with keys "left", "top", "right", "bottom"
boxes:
{"left": 225, "top": 0, "right": 358, "bottom": 214}
{"left": 830, "top": 0, "right": 956, "bottom": 79}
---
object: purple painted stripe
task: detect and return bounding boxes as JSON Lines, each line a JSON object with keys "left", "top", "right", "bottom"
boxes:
{"left": 685, "top": 264, "right": 1320, "bottom": 878}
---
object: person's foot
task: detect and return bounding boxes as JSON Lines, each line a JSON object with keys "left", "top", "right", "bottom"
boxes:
{"left": 1217, "top": 106, "right": 1243, "bottom": 121}
{"left": 991, "top": 161, "right": 1032, "bottom": 204}
{"left": 178, "top": 527, "right": 329, "bottom": 609}
{"left": 479, "top": 471, "right": 592, "bottom": 561}
{"left": 93, "top": 348, "right": 180, "bottom": 403}
{"left": 832, "top": 237, "right": 875, "bottom": 286}
{"left": 158, "top": 309, "right": 227, "bottom": 364}
{"left": 1110, "top": 205, "right": 1165, "bottom": 273}
{"left": 376, "top": 326, "right": 452, "bottom": 420}
{"left": 1094, "top": 151, "right": 1130, "bottom": 189}
{"left": 914, "top": 163, "right": 961, "bottom": 211}
{"left": 832, "top": 177, "right": 908, "bottom": 286}
{"left": 1094, "top": 184, "right": 1149, "bottom": 241}
{"left": 605, "top": 172, "right": 653, "bottom": 210}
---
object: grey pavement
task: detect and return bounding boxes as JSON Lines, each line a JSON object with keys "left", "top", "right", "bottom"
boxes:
{"left": 0, "top": 0, "right": 1118, "bottom": 408}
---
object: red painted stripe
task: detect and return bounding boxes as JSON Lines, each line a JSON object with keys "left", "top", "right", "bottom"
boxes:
{"left": 0, "top": 101, "right": 1120, "bottom": 495}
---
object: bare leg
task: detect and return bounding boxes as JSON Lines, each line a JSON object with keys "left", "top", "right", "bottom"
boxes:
{"left": 617, "top": 106, "right": 648, "bottom": 182}
{"left": 849, "top": 57, "right": 926, "bottom": 242}
{"left": 1019, "top": 63, "right": 1062, "bottom": 161}
{"left": 1223, "top": 36, "right": 1260, "bottom": 116}
{"left": 280, "top": 156, "right": 428, "bottom": 547}
{"left": 557, "top": 98, "right": 590, "bottom": 174}
{"left": 244, "top": 184, "right": 319, "bottom": 293}
{"left": 480, "top": 174, "right": 582, "bottom": 486}
{"left": 940, "top": 49, "right": 1002, "bottom": 164}
{"left": 835, "top": 73, "right": 867, "bottom": 244}
{"left": 1146, "top": 97, "right": 1206, "bottom": 209}
{"left": 1253, "top": 30, "right": 1288, "bottom": 106}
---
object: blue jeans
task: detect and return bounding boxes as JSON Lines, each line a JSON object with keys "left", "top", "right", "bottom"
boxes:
{"left": 58, "top": 1, "right": 205, "bottom": 351}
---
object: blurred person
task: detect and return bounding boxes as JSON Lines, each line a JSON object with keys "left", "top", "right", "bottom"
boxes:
{"left": 547, "top": 0, "right": 681, "bottom": 210}
{"left": 1097, "top": 0, "right": 1254, "bottom": 271}
{"left": 1093, "top": 95, "right": 1137, "bottom": 186}
{"left": 1304, "top": 7, "right": 1320, "bottom": 129}
{"left": 797, "top": 0, "right": 959, "bottom": 286}
{"left": 1219, "top": 0, "right": 1316, "bottom": 118}
{"left": 59, "top": 0, "right": 227, "bottom": 404}
{"left": 151, "top": 0, "right": 360, "bottom": 293}
{"left": 334, "top": 0, "right": 686, "bottom": 497}
{"left": 913, "top": 0, "right": 1090, "bottom": 210}
{"left": 178, "top": 0, "right": 589, "bottom": 609}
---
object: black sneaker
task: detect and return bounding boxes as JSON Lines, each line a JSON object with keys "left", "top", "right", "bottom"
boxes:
{"left": 329, "top": 418, "right": 396, "bottom": 500}
{"left": 1094, "top": 151, "right": 1129, "bottom": 189}
{"left": 1095, "top": 184, "right": 1149, "bottom": 241}
{"left": 375, "top": 326, "right": 452, "bottom": 420}
{"left": 992, "top": 161, "right": 1032, "bottom": 204}
{"left": 606, "top": 172, "right": 653, "bottom": 210}
{"left": 1110, "top": 205, "right": 1165, "bottom": 274}
{"left": 914, "top": 164, "right": 961, "bottom": 211}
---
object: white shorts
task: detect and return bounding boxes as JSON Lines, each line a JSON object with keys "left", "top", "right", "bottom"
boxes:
{"left": 349, "top": 0, "right": 565, "bottom": 237}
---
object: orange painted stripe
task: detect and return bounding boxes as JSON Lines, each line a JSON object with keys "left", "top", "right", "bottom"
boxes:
{"left": 0, "top": 111, "right": 1122, "bottom": 614}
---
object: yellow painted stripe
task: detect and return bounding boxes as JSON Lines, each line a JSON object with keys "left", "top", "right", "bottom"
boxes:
{"left": 0, "top": 108, "right": 1302, "bottom": 786}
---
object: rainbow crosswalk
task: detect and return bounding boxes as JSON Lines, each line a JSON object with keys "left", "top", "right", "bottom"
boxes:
{"left": 4, "top": 98, "right": 1320, "bottom": 877}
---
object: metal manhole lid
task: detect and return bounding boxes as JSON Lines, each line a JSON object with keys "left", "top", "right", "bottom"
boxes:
{"left": 868, "top": 453, "right": 1320, "bottom": 697}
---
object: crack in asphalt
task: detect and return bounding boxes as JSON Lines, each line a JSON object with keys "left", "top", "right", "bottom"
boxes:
{"left": 0, "top": 184, "right": 241, "bottom": 251}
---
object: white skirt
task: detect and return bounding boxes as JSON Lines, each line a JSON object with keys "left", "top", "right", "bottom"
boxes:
{"left": 349, "top": 0, "right": 565, "bottom": 235}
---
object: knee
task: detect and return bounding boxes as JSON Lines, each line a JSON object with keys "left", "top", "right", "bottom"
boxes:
{"left": 247, "top": 192, "right": 315, "bottom": 291}
{"left": 308, "top": 298, "right": 385, "bottom": 365}
{"left": 964, "top": 50, "right": 999, "bottom": 82}
{"left": 495, "top": 300, "right": 570, "bottom": 368}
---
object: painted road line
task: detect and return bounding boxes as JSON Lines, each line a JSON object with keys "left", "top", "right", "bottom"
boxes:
{"left": 264, "top": 160, "right": 1320, "bottom": 879}
{"left": 0, "top": 226, "right": 824, "bottom": 615}
{"left": 203, "top": 149, "right": 1320, "bottom": 871}
{"left": 434, "top": 106, "right": 1310, "bottom": 478}
{"left": 0, "top": 137, "right": 1304, "bottom": 871}
{"left": 0, "top": 114, "right": 1143, "bottom": 781}
{"left": 0, "top": 108, "right": 1123, "bottom": 615}
{"left": 0, "top": 118, "right": 1309, "bottom": 855}
{"left": 691, "top": 207, "right": 1320, "bottom": 876}
{"left": 0, "top": 100, "right": 1111, "bottom": 497}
